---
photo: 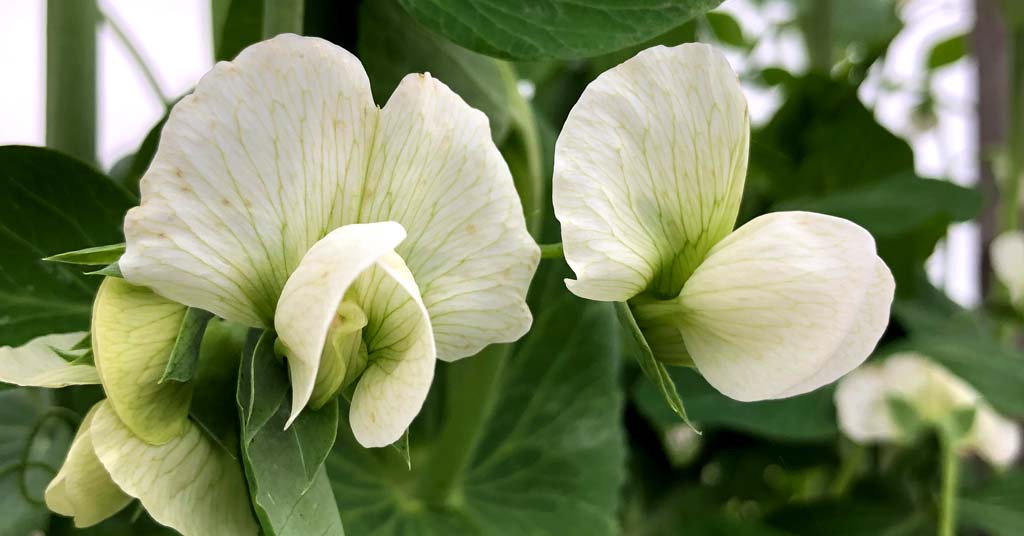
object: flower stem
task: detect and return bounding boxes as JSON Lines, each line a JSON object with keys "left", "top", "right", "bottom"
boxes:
{"left": 262, "top": 0, "right": 305, "bottom": 39}
{"left": 416, "top": 344, "right": 509, "bottom": 505}
{"left": 938, "top": 434, "right": 960, "bottom": 536}
{"left": 46, "top": 0, "right": 98, "bottom": 165}
{"left": 539, "top": 242, "right": 563, "bottom": 260}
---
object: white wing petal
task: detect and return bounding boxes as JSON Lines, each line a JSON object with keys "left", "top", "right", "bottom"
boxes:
{"left": 834, "top": 362, "right": 899, "bottom": 442}
{"left": 91, "top": 402, "right": 258, "bottom": 536}
{"left": 45, "top": 405, "right": 131, "bottom": 528}
{"left": 679, "top": 212, "right": 889, "bottom": 401}
{"left": 554, "top": 43, "right": 749, "bottom": 301}
{"left": 92, "top": 278, "right": 191, "bottom": 444}
{"left": 0, "top": 332, "right": 98, "bottom": 387}
{"left": 991, "top": 231, "right": 1024, "bottom": 307}
{"left": 363, "top": 73, "right": 538, "bottom": 361}
{"left": 971, "top": 407, "right": 1022, "bottom": 469}
{"left": 121, "top": 34, "right": 377, "bottom": 326}
{"left": 275, "top": 222, "right": 407, "bottom": 426}
{"left": 348, "top": 252, "right": 436, "bottom": 448}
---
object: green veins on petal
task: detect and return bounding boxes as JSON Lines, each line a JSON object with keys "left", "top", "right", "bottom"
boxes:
{"left": 92, "top": 277, "right": 192, "bottom": 444}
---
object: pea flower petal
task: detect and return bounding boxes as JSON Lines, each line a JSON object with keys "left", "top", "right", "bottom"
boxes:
{"left": 0, "top": 332, "right": 99, "bottom": 387}
{"left": 45, "top": 405, "right": 131, "bottom": 528}
{"left": 553, "top": 43, "right": 749, "bottom": 301}
{"left": 92, "top": 277, "right": 192, "bottom": 444}
{"left": 677, "top": 212, "right": 895, "bottom": 400}
{"left": 991, "top": 230, "right": 1024, "bottom": 307}
{"left": 276, "top": 221, "right": 436, "bottom": 448}
{"left": 835, "top": 353, "right": 1022, "bottom": 469}
{"left": 120, "top": 34, "right": 537, "bottom": 363}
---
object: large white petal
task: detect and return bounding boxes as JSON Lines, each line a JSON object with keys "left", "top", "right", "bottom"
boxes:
{"left": 91, "top": 402, "right": 258, "bottom": 536}
{"left": 679, "top": 212, "right": 888, "bottom": 401}
{"left": 554, "top": 43, "right": 749, "bottom": 302}
{"left": 45, "top": 405, "right": 131, "bottom": 528}
{"left": 348, "top": 251, "right": 436, "bottom": 448}
{"left": 275, "top": 222, "right": 407, "bottom": 426}
{"left": 776, "top": 258, "right": 895, "bottom": 398}
{"left": 991, "top": 231, "right": 1024, "bottom": 307}
{"left": 92, "top": 277, "right": 191, "bottom": 444}
{"left": 363, "top": 73, "right": 538, "bottom": 360}
{"left": 121, "top": 34, "right": 377, "bottom": 326}
{"left": 0, "top": 332, "right": 99, "bottom": 387}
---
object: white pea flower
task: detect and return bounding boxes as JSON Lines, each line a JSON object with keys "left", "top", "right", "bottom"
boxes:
{"left": 835, "top": 353, "right": 1021, "bottom": 468}
{"left": 553, "top": 43, "right": 895, "bottom": 401}
{"left": 119, "top": 35, "right": 538, "bottom": 447}
{"left": 991, "top": 231, "right": 1024, "bottom": 308}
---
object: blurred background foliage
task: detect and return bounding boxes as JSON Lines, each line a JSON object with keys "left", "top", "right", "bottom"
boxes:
{"left": 2, "top": 0, "right": 1023, "bottom": 534}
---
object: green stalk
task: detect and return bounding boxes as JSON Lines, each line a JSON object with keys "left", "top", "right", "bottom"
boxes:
{"left": 539, "top": 242, "right": 563, "bottom": 259}
{"left": 415, "top": 344, "right": 509, "bottom": 505}
{"left": 262, "top": 0, "right": 305, "bottom": 38}
{"left": 46, "top": 0, "right": 99, "bottom": 165}
{"left": 1000, "top": 28, "right": 1024, "bottom": 233}
{"left": 937, "top": 434, "right": 960, "bottom": 536}
{"left": 802, "top": 0, "right": 833, "bottom": 73}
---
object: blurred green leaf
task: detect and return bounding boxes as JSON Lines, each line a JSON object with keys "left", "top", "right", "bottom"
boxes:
{"left": 960, "top": 469, "right": 1024, "bottom": 535}
{"left": 706, "top": 12, "right": 746, "bottom": 48}
{"left": 358, "top": 0, "right": 511, "bottom": 141}
{"left": 0, "top": 146, "right": 136, "bottom": 346}
{"left": 927, "top": 33, "right": 968, "bottom": 70}
{"left": 328, "top": 263, "right": 625, "bottom": 535}
{"left": 214, "top": 0, "right": 264, "bottom": 61}
{"left": 108, "top": 110, "right": 168, "bottom": 197}
{"left": 767, "top": 499, "right": 927, "bottom": 535}
{"left": 238, "top": 330, "right": 343, "bottom": 536}
{"left": 398, "top": 0, "right": 723, "bottom": 60}
{"left": 0, "top": 388, "right": 74, "bottom": 535}
{"left": 634, "top": 367, "right": 838, "bottom": 442}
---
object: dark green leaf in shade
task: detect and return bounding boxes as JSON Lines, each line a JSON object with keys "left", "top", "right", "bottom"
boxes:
{"left": 927, "top": 33, "right": 967, "bottom": 70}
{"left": 397, "top": 0, "right": 724, "bottom": 60}
{"left": 767, "top": 499, "right": 928, "bottom": 536}
{"left": 0, "top": 146, "right": 136, "bottom": 346}
{"left": 705, "top": 12, "right": 746, "bottom": 48}
{"left": 108, "top": 110, "right": 169, "bottom": 197}
{"left": 159, "top": 308, "right": 215, "bottom": 383}
{"left": 959, "top": 470, "right": 1024, "bottom": 535}
{"left": 329, "top": 263, "right": 626, "bottom": 535}
{"left": 214, "top": 0, "right": 265, "bottom": 62}
{"left": 634, "top": 367, "right": 838, "bottom": 443}
{"left": 189, "top": 318, "right": 247, "bottom": 456}
{"left": 237, "top": 330, "right": 343, "bottom": 536}
{"left": 616, "top": 302, "right": 694, "bottom": 430}
{"left": 44, "top": 243, "right": 125, "bottom": 266}
{"left": 358, "top": 0, "right": 511, "bottom": 142}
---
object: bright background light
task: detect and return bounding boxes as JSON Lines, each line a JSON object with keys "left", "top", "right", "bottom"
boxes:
{"left": 0, "top": 0, "right": 979, "bottom": 304}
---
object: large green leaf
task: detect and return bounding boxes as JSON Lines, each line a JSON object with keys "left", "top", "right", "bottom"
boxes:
{"left": 328, "top": 264, "right": 626, "bottom": 534}
{"left": 397, "top": 0, "right": 723, "bottom": 60}
{"left": 633, "top": 367, "right": 838, "bottom": 442}
{"left": 213, "top": 0, "right": 264, "bottom": 61}
{"left": 0, "top": 146, "right": 136, "bottom": 346}
{"left": 359, "top": 0, "right": 512, "bottom": 142}
{"left": 238, "top": 330, "right": 343, "bottom": 536}
{"left": 0, "top": 387, "right": 74, "bottom": 535}
{"left": 959, "top": 470, "right": 1024, "bottom": 535}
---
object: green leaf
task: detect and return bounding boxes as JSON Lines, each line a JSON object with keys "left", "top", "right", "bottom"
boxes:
{"left": 214, "top": 0, "right": 264, "bottom": 61}
{"left": 108, "top": 110, "right": 169, "bottom": 196}
{"left": 927, "top": 33, "right": 967, "bottom": 70}
{"left": 358, "top": 0, "right": 511, "bottom": 142}
{"left": 159, "top": 308, "right": 214, "bottom": 383}
{"left": 0, "top": 146, "right": 136, "bottom": 346}
{"left": 44, "top": 243, "right": 125, "bottom": 266}
{"left": 960, "top": 470, "right": 1024, "bottom": 535}
{"left": 767, "top": 499, "right": 927, "bottom": 536}
{"left": 188, "top": 317, "right": 247, "bottom": 455}
{"left": 238, "top": 330, "right": 343, "bottom": 536}
{"left": 634, "top": 367, "right": 838, "bottom": 442}
{"left": 705, "top": 12, "right": 746, "bottom": 48}
{"left": 398, "top": 0, "right": 724, "bottom": 60}
{"left": 329, "top": 264, "right": 625, "bottom": 534}
{"left": 0, "top": 388, "right": 75, "bottom": 535}
{"left": 616, "top": 302, "right": 693, "bottom": 429}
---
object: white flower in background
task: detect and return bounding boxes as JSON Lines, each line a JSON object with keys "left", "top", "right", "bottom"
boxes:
{"left": 835, "top": 353, "right": 1021, "bottom": 468}
{"left": 553, "top": 43, "right": 895, "bottom": 401}
{"left": 991, "top": 231, "right": 1024, "bottom": 308}
{"left": 119, "top": 34, "right": 539, "bottom": 447}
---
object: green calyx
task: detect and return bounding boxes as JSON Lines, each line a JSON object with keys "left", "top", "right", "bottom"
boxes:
{"left": 628, "top": 295, "right": 693, "bottom": 367}
{"left": 311, "top": 300, "right": 369, "bottom": 408}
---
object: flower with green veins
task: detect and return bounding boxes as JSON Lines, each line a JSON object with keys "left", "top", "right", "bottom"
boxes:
{"left": 991, "top": 230, "right": 1024, "bottom": 309}
{"left": 835, "top": 353, "right": 1021, "bottom": 468}
{"left": 119, "top": 34, "right": 538, "bottom": 447}
{"left": 553, "top": 43, "right": 895, "bottom": 402}
{"left": 0, "top": 332, "right": 98, "bottom": 387}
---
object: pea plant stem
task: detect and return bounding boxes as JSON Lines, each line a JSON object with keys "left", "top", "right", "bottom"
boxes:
{"left": 937, "top": 434, "right": 960, "bottom": 536}
{"left": 262, "top": 0, "right": 305, "bottom": 39}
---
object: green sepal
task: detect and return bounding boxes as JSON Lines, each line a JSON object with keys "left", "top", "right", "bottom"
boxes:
{"left": 615, "top": 301, "right": 697, "bottom": 433}
{"left": 86, "top": 262, "right": 123, "bottom": 278}
{"left": 886, "top": 395, "right": 923, "bottom": 440}
{"left": 43, "top": 243, "right": 125, "bottom": 265}
{"left": 160, "top": 308, "right": 215, "bottom": 383}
